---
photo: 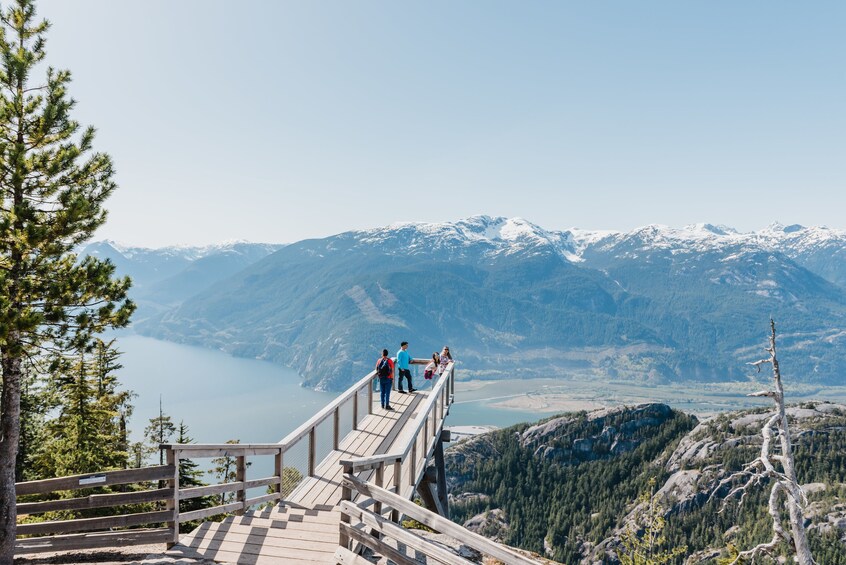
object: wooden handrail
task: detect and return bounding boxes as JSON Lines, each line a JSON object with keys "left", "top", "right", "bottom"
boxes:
{"left": 161, "top": 443, "right": 284, "bottom": 451}
{"left": 342, "top": 473, "right": 542, "bottom": 565}
{"left": 15, "top": 465, "right": 175, "bottom": 496}
{"left": 340, "top": 362, "right": 454, "bottom": 472}
{"left": 278, "top": 370, "right": 377, "bottom": 449}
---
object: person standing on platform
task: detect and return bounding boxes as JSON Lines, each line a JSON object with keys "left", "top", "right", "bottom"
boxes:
{"left": 439, "top": 345, "right": 453, "bottom": 375}
{"left": 396, "top": 341, "right": 415, "bottom": 393}
{"left": 375, "top": 349, "right": 395, "bottom": 411}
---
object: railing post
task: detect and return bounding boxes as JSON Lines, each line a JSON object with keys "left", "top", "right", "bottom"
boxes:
{"left": 374, "top": 463, "right": 384, "bottom": 518}
{"left": 431, "top": 409, "right": 436, "bottom": 438}
{"left": 236, "top": 454, "right": 246, "bottom": 515}
{"left": 353, "top": 388, "right": 359, "bottom": 431}
{"left": 333, "top": 406, "right": 340, "bottom": 451}
{"left": 451, "top": 365, "right": 455, "bottom": 399}
{"left": 309, "top": 427, "right": 316, "bottom": 476}
{"left": 392, "top": 459, "right": 401, "bottom": 522}
{"left": 166, "top": 447, "right": 179, "bottom": 547}
{"left": 275, "top": 448, "right": 283, "bottom": 496}
{"left": 368, "top": 378, "right": 374, "bottom": 415}
{"left": 410, "top": 432, "right": 417, "bottom": 487}
{"left": 339, "top": 463, "right": 352, "bottom": 549}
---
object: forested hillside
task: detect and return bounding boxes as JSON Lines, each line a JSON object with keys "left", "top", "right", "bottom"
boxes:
{"left": 445, "top": 402, "right": 846, "bottom": 564}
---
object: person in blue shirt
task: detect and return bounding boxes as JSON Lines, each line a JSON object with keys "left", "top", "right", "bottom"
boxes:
{"left": 396, "top": 341, "right": 414, "bottom": 393}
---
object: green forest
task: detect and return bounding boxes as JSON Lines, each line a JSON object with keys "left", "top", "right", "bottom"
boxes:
{"left": 449, "top": 405, "right": 846, "bottom": 564}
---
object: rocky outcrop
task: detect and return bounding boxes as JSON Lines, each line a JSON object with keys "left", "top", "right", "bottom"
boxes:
{"left": 584, "top": 401, "right": 846, "bottom": 564}
{"left": 518, "top": 403, "right": 680, "bottom": 465}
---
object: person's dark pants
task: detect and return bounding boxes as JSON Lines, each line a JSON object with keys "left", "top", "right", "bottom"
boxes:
{"left": 379, "top": 377, "right": 392, "bottom": 408}
{"left": 398, "top": 368, "right": 413, "bottom": 391}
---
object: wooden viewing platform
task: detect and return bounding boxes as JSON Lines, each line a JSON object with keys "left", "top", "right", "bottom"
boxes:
{"left": 16, "top": 360, "right": 544, "bottom": 564}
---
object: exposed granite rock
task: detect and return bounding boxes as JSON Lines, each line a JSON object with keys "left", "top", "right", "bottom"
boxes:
{"left": 518, "top": 403, "right": 680, "bottom": 466}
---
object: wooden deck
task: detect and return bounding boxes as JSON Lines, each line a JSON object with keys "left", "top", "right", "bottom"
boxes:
{"left": 169, "top": 387, "right": 437, "bottom": 564}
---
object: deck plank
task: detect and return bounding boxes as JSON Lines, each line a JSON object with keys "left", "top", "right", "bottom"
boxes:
{"left": 170, "top": 384, "right": 446, "bottom": 564}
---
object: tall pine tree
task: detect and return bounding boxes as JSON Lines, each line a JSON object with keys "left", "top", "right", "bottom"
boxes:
{"left": 144, "top": 398, "right": 176, "bottom": 466}
{"left": 0, "top": 1, "right": 134, "bottom": 560}
{"left": 34, "top": 340, "right": 134, "bottom": 478}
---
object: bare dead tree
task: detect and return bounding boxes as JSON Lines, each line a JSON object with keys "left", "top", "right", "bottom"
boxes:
{"left": 712, "top": 319, "right": 815, "bottom": 565}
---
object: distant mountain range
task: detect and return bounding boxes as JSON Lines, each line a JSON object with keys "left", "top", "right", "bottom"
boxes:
{"left": 84, "top": 217, "right": 846, "bottom": 391}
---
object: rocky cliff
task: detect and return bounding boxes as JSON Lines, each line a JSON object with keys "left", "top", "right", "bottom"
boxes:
{"left": 445, "top": 402, "right": 846, "bottom": 564}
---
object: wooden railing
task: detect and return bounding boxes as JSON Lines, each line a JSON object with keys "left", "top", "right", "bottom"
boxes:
{"left": 335, "top": 361, "right": 544, "bottom": 564}
{"left": 338, "top": 473, "right": 542, "bottom": 565}
{"left": 159, "top": 357, "right": 435, "bottom": 544}
{"left": 15, "top": 466, "right": 175, "bottom": 554}
{"left": 339, "top": 362, "right": 455, "bottom": 533}
{"left": 14, "top": 358, "right": 453, "bottom": 555}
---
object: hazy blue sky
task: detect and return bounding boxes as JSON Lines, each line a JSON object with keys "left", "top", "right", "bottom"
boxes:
{"left": 37, "top": 1, "right": 845, "bottom": 247}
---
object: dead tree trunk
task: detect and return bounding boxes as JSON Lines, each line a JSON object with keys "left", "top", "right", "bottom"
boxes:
{"left": 718, "top": 319, "right": 815, "bottom": 565}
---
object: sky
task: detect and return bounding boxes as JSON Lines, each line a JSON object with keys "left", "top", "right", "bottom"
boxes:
{"left": 34, "top": 1, "right": 846, "bottom": 247}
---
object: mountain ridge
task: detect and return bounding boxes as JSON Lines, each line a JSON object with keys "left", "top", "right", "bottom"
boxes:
{"left": 108, "top": 216, "right": 846, "bottom": 390}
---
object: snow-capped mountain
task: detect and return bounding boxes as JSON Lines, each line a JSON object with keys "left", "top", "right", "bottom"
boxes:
{"left": 320, "top": 216, "right": 581, "bottom": 263}
{"left": 81, "top": 240, "right": 285, "bottom": 319}
{"left": 131, "top": 217, "right": 846, "bottom": 391}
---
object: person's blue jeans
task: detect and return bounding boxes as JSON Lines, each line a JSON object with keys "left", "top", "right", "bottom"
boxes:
{"left": 379, "top": 377, "right": 392, "bottom": 408}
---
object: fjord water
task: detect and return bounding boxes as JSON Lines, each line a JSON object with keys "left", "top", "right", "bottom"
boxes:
{"left": 115, "top": 333, "right": 335, "bottom": 445}
{"left": 115, "top": 334, "right": 538, "bottom": 448}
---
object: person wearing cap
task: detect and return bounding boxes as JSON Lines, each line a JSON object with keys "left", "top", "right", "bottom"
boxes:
{"left": 396, "top": 341, "right": 415, "bottom": 393}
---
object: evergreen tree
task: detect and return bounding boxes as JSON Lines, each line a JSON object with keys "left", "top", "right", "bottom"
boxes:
{"left": 210, "top": 439, "right": 250, "bottom": 506}
{"left": 16, "top": 362, "right": 54, "bottom": 481}
{"left": 144, "top": 398, "right": 176, "bottom": 466}
{"left": 175, "top": 421, "right": 213, "bottom": 532}
{"left": 34, "top": 341, "right": 133, "bottom": 478}
{"left": 619, "top": 479, "right": 687, "bottom": 565}
{"left": 0, "top": 0, "right": 134, "bottom": 559}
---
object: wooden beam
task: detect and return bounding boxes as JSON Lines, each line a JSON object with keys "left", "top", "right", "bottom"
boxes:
{"left": 274, "top": 450, "right": 283, "bottom": 494}
{"left": 343, "top": 476, "right": 541, "bottom": 565}
{"left": 415, "top": 474, "right": 443, "bottom": 517}
{"left": 179, "top": 480, "right": 243, "bottom": 500}
{"left": 341, "top": 502, "right": 476, "bottom": 565}
{"left": 17, "top": 488, "right": 172, "bottom": 515}
{"left": 16, "top": 510, "right": 172, "bottom": 537}
{"left": 15, "top": 465, "right": 174, "bottom": 496}
{"left": 166, "top": 448, "right": 179, "bottom": 547}
{"left": 179, "top": 501, "right": 242, "bottom": 523}
{"left": 434, "top": 433, "right": 449, "bottom": 519}
{"left": 309, "top": 427, "right": 317, "bottom": 476}
{"left": 164, "top": 447, "right": 280, "bottom": 458}
{"left": 340, "top": 522, "right": 418, "bottom": 565}
{"left": 353, "top": 391, "right": 359, "bottom": 431}
{"left": 15, "top": 528, "right": 172, "bottom": 555}
{"left": 235, "top": 455, "right": 246, "bottom": 516}
{"left": 244, "top": 491, "right": 280, "bottom": 507}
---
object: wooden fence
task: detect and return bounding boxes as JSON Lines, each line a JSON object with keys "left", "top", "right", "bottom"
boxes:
{"left": 337, "top": 473, "right": 541, "bottom": 565}
{"left": 15, "top": 465, "right": 175, "bottom": 554}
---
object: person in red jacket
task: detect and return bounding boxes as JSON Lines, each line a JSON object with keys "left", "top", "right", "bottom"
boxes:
{"left": 375, "top": 349, "right": 395, "bottom": 411}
